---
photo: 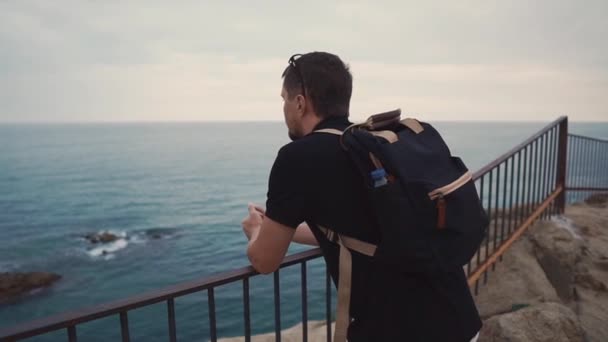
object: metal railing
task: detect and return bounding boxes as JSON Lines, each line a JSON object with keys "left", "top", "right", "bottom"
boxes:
{"left": 465, "top": 118, "right": 607, "bottom": 293}
{"left": 2, "top": 116, "right": 607, "bottom": 342}
{"left": 1, "top": 249, "right": 330, "bottom": 342}
{"left": 465, "top": 116, "right": 569, "bottom": 293}
{"left": 566, "top": 133, "right": 608, "bottom": 203}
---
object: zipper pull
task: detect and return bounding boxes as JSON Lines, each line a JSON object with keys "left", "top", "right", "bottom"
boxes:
{"left": 437, "top": 194, "right": 446, "bottom": 230}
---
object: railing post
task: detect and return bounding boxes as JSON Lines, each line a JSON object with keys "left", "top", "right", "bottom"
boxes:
{"left": 555, "top": 117, "right": 568, "bottom": 213}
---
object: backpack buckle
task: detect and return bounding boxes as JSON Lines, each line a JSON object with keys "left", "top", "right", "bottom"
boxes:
{"left": 326, "top": 229, "right": 339, "bottom": 243}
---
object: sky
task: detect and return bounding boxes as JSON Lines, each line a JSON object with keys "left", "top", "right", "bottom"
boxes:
{"left": 0, "top": 1, "right": 607, "bottom": 123}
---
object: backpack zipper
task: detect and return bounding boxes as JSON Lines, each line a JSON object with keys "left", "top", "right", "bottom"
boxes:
{"left": 428, "top": 171, "right": 472, "bottom": 200}
{"left": 428, "top": 171, "right": 472, "bottom": 230}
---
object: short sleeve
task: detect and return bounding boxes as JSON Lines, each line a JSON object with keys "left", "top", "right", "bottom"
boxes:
{"left": 265, "top": 145, "right": 307, "bottom": 228}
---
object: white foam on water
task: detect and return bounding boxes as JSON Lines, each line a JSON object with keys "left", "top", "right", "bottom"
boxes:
{"left": 79, "top": 230, "right": 127, "bottom": 241}
{"left": 103, "top": 253, "right": 116, "bottom": 260}
{"left": 87, "top": 238, "right": 129, "bottom": 257}
{"left": 105, "top": 230, "right": 127, "bottom": 239}
{"left": 129, "top": 233, "right": 147, "bottom": 245}
{"left": 82, "top": 229, "right": 176, "bottom": 260}
{"left": 550, "top": 216, "right": 582, "bottom": 239}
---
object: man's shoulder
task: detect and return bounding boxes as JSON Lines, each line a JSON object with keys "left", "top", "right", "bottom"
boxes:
{"left": 272, "top": 139, "right": 313, "bottom": 173}
{"left": 277, "top": 133, "right": 333, "bottom": 159}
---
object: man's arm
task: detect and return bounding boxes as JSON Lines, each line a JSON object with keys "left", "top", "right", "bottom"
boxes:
{"left": 242, "top": 205, "right": 319, "bottom": 274}
{"left": 292, "top": 223, "right": 318, "bottom": 246}
{"left": 246, "top": 216, "right": 295, "bottom": 274}
{"left": 244, "top": 204, "right": 318, "bottom": 246}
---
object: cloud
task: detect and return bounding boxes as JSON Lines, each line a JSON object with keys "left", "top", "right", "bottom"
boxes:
{"left": 0, "top": 0, "right": 606, "bottom": 122}
{"left": 351, "top": 62, "right": 608, "bottom": 121}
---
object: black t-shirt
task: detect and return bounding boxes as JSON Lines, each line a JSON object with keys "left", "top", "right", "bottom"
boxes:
{"left": 265, "top": 116, "right": 482, "bottom": 341}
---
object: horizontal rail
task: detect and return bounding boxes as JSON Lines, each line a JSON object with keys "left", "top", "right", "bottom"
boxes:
{"left": 568, "top": 133, "right": 608, "bottom": 143}
{"left": 566, "top": 132, "right": 608, "bottom": 204}
{"left": 473, "top": 116, "right": 566, "bottom": 180}
{"left": 566, "top": 187, "right": 608, "bottom": 192}
{"left": 468, "top": 186, "right": 562, "bottom": 286}
{"left": 0, "top": 249, "right": 323, "bottom": 341}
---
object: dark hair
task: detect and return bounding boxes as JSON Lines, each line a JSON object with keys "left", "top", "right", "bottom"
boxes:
{"left": 282, "top": 52, "right": 353, "bottom": 119}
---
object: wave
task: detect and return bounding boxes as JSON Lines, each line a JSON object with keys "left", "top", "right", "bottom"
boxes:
{"left": 87, "top": 238, "right": 129, "bottom": 258}
{"left": 83, "top": 228, "right": 178, "bottom": 260}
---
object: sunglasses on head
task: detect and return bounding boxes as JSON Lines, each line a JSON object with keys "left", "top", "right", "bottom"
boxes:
{"left": 288, "top": 54, "right": 306, "bottom": 97}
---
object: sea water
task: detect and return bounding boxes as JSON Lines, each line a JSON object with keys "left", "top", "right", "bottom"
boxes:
{"left": 0, "top": 121, "right": 605, "bottom": 341}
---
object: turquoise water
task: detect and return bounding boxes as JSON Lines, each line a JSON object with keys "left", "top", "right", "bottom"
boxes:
{"left": 0, "top": 121, "right": 606, "bottom": 341}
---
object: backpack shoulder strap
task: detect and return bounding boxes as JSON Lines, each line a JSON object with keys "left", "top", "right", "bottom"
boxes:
{"left": 401, "top": 118, "right": 424, "bottom": 134}
{"left": 314, "top": 128, "right": 344, "bottom": 136}
{"left": 318, "top": 226, "right": 377, "bottom": 256}
{"left": 318, "top": 225, "right": 377, "bottom": 342}
{"left": 315, "top": 127, "right": 399, "bottom": 144}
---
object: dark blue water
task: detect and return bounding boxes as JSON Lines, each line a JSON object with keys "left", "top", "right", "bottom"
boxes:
{"left": 0, "top": 121, "right": 606, "bottom": 341}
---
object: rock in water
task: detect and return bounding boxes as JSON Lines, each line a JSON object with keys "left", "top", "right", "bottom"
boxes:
{"left": 84, "top": 232, "right": 120, "bottom": 244}
{"left": 0, "top": 272, "right": 61, "bottom": 303}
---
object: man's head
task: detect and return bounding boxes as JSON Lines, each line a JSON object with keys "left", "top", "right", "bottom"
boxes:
{"left": 280, "top": 52, "right": 352, "bottom": 140}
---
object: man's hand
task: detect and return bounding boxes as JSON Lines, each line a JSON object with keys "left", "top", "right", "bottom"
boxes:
{"left": 243, "top": 204, "right": 296, "bottom": 274}
{"left": 242, "top": 203, "right": 264, "bottom": 241}
{"left": 241, "top": 202, "right": 318, "bottom": 273}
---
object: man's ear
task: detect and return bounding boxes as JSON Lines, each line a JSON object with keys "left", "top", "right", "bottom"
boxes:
{"left": 296, "top": 95, "right": 306, "bottom": 114}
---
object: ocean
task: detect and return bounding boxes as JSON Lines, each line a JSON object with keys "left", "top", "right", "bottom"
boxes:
{"left": 0, "top": 120, "right": 606, "bottom": 341}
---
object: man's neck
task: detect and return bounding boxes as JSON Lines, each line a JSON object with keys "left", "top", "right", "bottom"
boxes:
{"left": 300, "top": 113, "right": 322, "bottom": 136}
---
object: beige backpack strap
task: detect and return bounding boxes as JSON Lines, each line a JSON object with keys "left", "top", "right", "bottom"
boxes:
{"left": 401, "top": 118, "right": 424, "bottom": 134}
{"left": 335, "top": 240, "right": 352, "bottom": 342}
{"left": 317, "top": 127, "right": 398, "bottom": 144}
{"left": 314, "top": 128, "right": 343, "bottom": 136}
{"left": 370, "top": 130, "right": 399, "bottom": 143}
{"left": 338, "top": 234, "right": 377, "bottom": 257}
{"left": 317, "top": 226, "right": 377, "bottom": 257}
{"left": 318, "top": 226, "right": 377, "bottom": 342}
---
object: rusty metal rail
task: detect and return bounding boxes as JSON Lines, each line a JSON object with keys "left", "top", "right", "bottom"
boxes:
{"left": 465, "top": 116, "right": 570, "bottom": 293}
{"left": 463, "top": 117, "right": 607, "bottom": 294}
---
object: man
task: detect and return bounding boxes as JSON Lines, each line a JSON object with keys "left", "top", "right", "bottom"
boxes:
{"left": 242, "top": 52, "right": 481, "bottom": 341}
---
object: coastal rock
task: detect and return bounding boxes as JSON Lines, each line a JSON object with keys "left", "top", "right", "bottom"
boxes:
{"left": 145, "top": 228, "right": 174, "bottom": 240}
{"left": 479, "top": 302, "right": 585, "bottom": 342}
{"left": 0, "top": 272, "right": 61, "bottom": 303}
{"left": 478, "top": 201, "right": 608, "bottom": 341}
{"left": 473, "top": 237, "right": 559, "bottom": 318}
{"left": 84, "top": 231, "right": 121, "bottom": 244}
{"left": 584, "top": 193, "right": 608, "bottom": 208}
{"left": 563, "top": 204, "right": 608, "bottom": 341}
{"left": 571, "top": 280, "right": 608, "bottom": 342}
{"left": 528, "top": 220, "right": 584, "bottom": 301}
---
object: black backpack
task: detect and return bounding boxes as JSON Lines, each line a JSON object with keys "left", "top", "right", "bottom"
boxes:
{"left": 318, "top": 109, "right": 488, "bottom": 272}
{"left": 315, "top": 109, "right": 488, "bottom": 342}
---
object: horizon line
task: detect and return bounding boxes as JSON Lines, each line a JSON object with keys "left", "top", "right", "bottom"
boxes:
{"left": 1, "top": 118, "right": 607, "bottom": 125}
